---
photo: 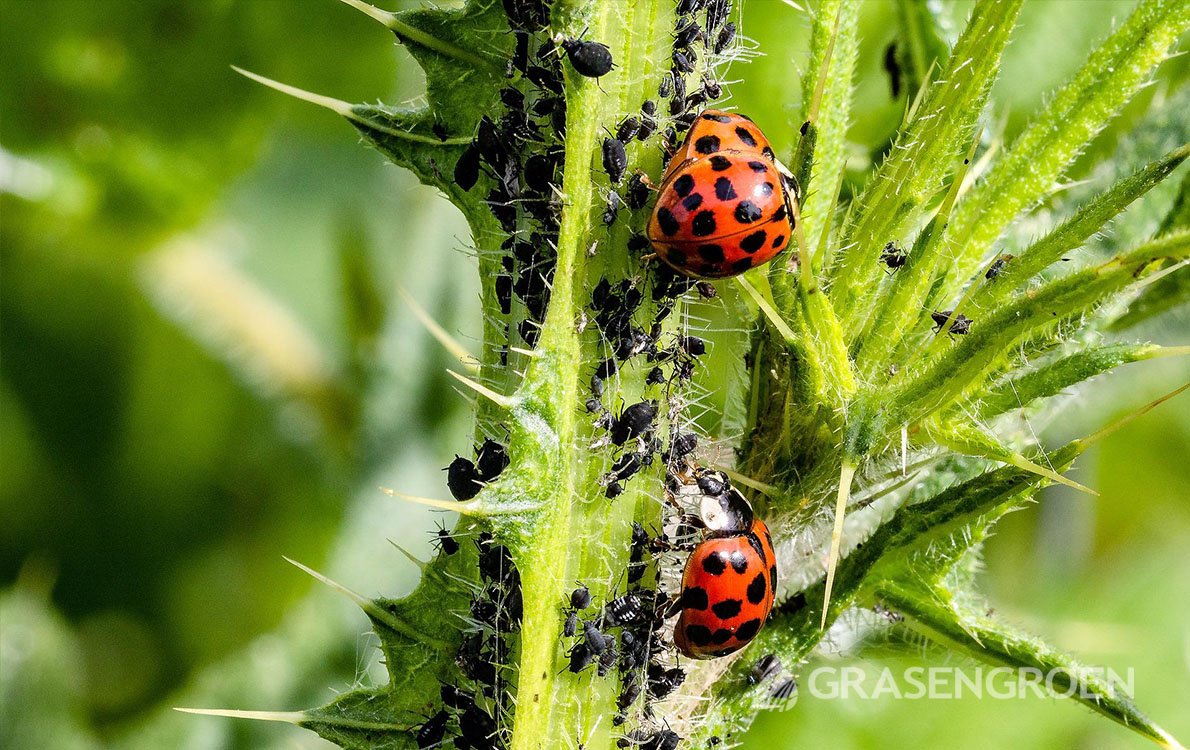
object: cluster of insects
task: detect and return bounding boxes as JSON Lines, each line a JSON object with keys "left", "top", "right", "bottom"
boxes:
{"left": 420, "top": 0, "right": 818, "bottom": 747}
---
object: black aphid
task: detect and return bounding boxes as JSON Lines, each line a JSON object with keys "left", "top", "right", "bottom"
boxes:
{"left": 603, "top": 137, "right": 628, "bottom": 183}
{"left": 931, "top": 310, "right": 972, "bottom": 335}
{"left": 446, "top": 455, "right": 482, "bottom": 500}
{"left": 562, "top": 38, "right": 614, "bottom": 78}
{"left": 476, "top": 438, "right": 510, "bottom": 481}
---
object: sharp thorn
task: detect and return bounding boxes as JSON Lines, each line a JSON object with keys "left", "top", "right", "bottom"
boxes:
{"left": 380, "top": 486, "right": 483, "bottom": 514}
{"left": 397, "top": 285, "right": 476, "bottom": 370}
{"left": 821, "top": 460, "right": 856, "bottom": 630}
{"left": 231, "top": 67, "right": 353, "bottom": 117}
{"left": 337, "top": 0, "right": 398, "bottom": 29}
{"left": 446, "top": 369, "right": 515, "bottom": 408}
{"left": 174, "top": 707, "right": 304, "bottom": 724}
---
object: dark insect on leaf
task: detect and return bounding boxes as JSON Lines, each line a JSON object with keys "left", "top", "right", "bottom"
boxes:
{"left": 674, "top": 20, "right": 704, "bottom": 49}
{"left": 433, "top": 523, "right": 460, "bottom": 555}
{"left": 749, "top": 653, "right": 782, "bottom": 684}
{"left": 476, "top": 438, "right": 510, "bottom": 481}
{"left": 603, "top": 137, "right": 628, "bottom": 183}
{"left": 880, "top": 240, "right": 908, "bottom": 270}
{"left": 658, "top": 74, "right": 673, "bottom": 98}
{"left": 440, "top": 683, "right": 475, "bottom": 711}
{"left": 571, "top": 585, "right": 592, "bottom": 610}
{"left": 714, "top": 21, "right": 736, "bottom": 54}
{"left": 617, "top": 115, "right": 641, "bottom": 142}
{"left": 562, "top": 38, "right": 615, "bottom": 78}
{"left": 604, "top": 190, "right": 623, "bottom": 226}
{"left": 416, "top": 710, "right": 450, "bottom": 749}
{"left": 611, "top": 401, "right": 657, "bottom": 445}
{"left": 931, "top": 310, "right": 973, "bottom": 335}
{"left": 626, "top": 172, "right": 651, "bottom": 209}
{"left": 445, "top": 455, "right": 482, "bottom": 500}
{"left": 985, "top": 253, "right": 1015, "bottom": 279}
{"left": 603, "top": 592, "right": 649, "bottom": 627}
{"left": 647, "top": 663, "right": 687, "bottom": 699}
{"left": 672, "top": 49, "right": 695, "bottom": 74}
{"left": 454, "top": 144, "right": 481, "bottom": 191}
{"left": 884, "top": 41, "right": 903, "bottom": 98}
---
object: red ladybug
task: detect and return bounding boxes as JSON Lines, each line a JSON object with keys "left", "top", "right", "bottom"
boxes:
{"left": 673, "top": 481, "right": 777, "bottom": 659}
{"left": 647, "top": 110, "right": 794, "bottom": 280}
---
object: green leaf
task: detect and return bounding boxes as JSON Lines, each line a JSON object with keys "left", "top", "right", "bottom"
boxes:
{"left": 975, "top": 342, "right": 1183, "bottom": 418}
{"left": 892, "top": 230, "right": 1189, "bottom": 425}
{"left": 797, "top": 0, "right": 862, "bottom": 254}
{"left": 878, "top": 582, "right": 1187, "bottom": 750}
{"left": 970, "top": 143, "right": 1190, "bottom": 313}
{"left": 830, "top": 0, "right": 1024, "bottom": 335}
{"left": 891, "top": 0, "right": 950, "bottom": 101}
{"left": 938, "top": 0, "right": 1190, "bottom": 302}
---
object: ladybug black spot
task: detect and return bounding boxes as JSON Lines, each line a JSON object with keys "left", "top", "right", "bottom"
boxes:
{"left": 712, "top": 599, "right": 743, "bottom": 619}
{"left": 667, "top": 249, "right": 689, "bottom": 267}
{"left": 740, "top": 230, "right": 767, "bottom": 253}
{"left": 697, "top": 244, "right": 725, "bottom": 263}
{"left": 762, "top": 145, "right": 776, "bottom": 160}
{"left": 657, "top": 207, "right": 680, "bottom": 236}
{"left": 772, "top": 204, "right": 788, "bottom": 221}
{"left": 702, "top": 552, "right": 727, "bottom": 576}
{"left": 747, "top": 572, "right": 767, "bottom": 604}
{"left": 747, "top": 160, "right": 768, "bottom": 173}
{"left": 682, "top": 193, "right": 704, "bottom": 212}
{"left": 734, "top": 126, "right": 757, "bottom": 148}
{"left": 694, "top": 135, "right": 721, "bottom": 154}
{"left": 692, "top": 210, "right": 717, "bottom": 237}
{"left": 680, "top": 586, "right": 710, "bottom": 610}
{"left": 730, "top": 257, "right": 753, "bottom": 274}
{"left": 710, "top": 628, "right": 734, "bottom": 645}
{"left": 709, "top": 155, "right": 732, "bottom": 171}
{"left": 735, "top": 200, "right": 763, "bottom": 223}
{"left": 729, "top": 551, "right": 749, "bottom": 574}
{"left": 673, "top": 173, "right": 696, "bottom": 197}
{"left": 685, "top": 624, "right": 713, "bottom": 647}
{"left": 735, "top": 618, "right": 762, "bottom": 641}
{"left": 714, "top": 176, "right": 737, "bottom": 201}
{"left": 759, "top": 181, "right": 774, "bottom": 197}
{"left": 771, "top": 234, "right": 786, "bottom": 249}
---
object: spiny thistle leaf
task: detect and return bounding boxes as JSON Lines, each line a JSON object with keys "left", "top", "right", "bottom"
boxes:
{"left": 878, "top": 582, "right": 1187, "bottom": 750}
{"left": 831, "top": 0, "right": 1024, "bottom": 334}
{"left": 220, "top": 1, "right": 1190, "bottom": 749}
{"left": 940, "top": 0, "right": 1190, "bottom": 300}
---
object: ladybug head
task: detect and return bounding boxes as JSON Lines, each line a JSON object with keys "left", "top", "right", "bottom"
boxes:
{"left": 698, "top": 482, "right": 754, "bottom": 535}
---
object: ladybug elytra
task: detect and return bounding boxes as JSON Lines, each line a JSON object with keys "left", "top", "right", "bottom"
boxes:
{"left": 647, "top": 110, "right": 795, "bottom": 280}
{"left": 673, "top": 474, "right": 777, "bottom": 659}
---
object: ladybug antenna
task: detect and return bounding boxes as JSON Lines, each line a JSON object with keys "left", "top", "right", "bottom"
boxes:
{"left": 820, "top": 459, "right": 856, "bottom": 629}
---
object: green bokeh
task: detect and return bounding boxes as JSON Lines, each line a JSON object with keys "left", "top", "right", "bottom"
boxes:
{"left": 1, "top": 1, "right": 1185, "bottom": 748}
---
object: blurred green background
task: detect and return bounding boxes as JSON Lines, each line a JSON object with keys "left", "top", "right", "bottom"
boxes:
{"left": 1, "top": 1, "right": 1186, "bottom": 748}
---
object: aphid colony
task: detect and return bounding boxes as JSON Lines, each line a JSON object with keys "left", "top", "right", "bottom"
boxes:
{"left": 422, "top": 0, "right": 802, "bottom": 747}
